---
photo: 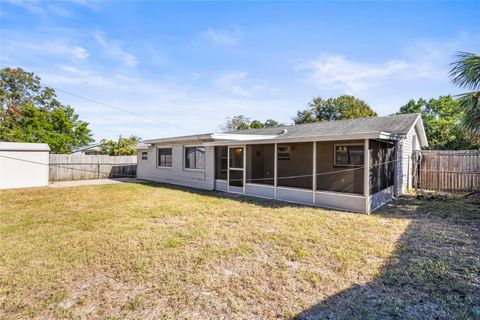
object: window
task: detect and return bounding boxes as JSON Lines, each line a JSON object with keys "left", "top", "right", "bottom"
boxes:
{"left": 277, "top": 145, "right": 291, "bottom": 160}
{"left": 335, "top": 145, "right": 364, "bottom": 166}
{"left": 141, "top": 151, "right": 148, "bottom": 160}
{"left": 157, "top": 148, "right": 172, "bottom": 167}
{"left": 185, "top": 146, "right": 205, "bottom": 169}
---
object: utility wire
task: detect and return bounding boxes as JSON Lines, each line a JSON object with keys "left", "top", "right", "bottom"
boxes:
{"left": 52, "top": 87, "right": 186, "bottom": 130}
{"left": 0, "top": 155, "right": 406, "bottom": 182}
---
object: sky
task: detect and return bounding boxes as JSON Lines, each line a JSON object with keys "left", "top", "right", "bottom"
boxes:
{"left": 1, "top": 1, "right": 479, "bottom": 141}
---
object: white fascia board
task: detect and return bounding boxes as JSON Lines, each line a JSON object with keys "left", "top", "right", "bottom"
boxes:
{"left": 204, "top": 131, "right": 401, "bottom": 146}
{"left": 212, "top": 133, "right": 278, "bottom": 141}
{"left": 143, "top": 133, "right": 214, "bottom": 144}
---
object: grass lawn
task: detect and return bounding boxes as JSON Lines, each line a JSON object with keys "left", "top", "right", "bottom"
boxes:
{"left": 0, "top": 182, "right": 479, "bottom": 319}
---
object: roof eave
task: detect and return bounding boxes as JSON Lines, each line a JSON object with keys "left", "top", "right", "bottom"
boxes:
{"left": 143, "top": 133, "right": 215, "bottom": 144}
{"left": 204, "top": 131, "right": 404, "bottom": 146}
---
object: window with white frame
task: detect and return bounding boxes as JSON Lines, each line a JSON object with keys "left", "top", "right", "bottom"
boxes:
{"left": 185, "top": 146, "right": 205, "bottom": 169}
{"left": 141, "top": 151, "right": 148, "bottom": 160}
{"left": 157, "top": 148, "right": 172, "bottom": 167}
{"left": 334, "top": 144, "right": 364, "bottom": 166}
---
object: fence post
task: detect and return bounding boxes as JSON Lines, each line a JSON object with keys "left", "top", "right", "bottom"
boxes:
{"left": 97, "top": 162, "right": 100, "bottom": 179}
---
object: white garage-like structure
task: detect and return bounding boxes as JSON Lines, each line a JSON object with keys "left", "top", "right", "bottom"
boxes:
{"left": 0, "top": 142, "right": 50, "bottom": 189}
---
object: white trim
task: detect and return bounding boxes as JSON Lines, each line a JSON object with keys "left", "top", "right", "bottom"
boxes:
{"left": 245, "top": 182, "right": 275, "bottom": 188}
{"left": 274, "top": 143, "right": 278, "bottom": 199}
{"left": 312, "top": 141, "right": 316, "bottom": 204}
{"left": 204, "top": 131, "right": 405, "bottom": 147}
{"left": 276, "top": 185, "right": 313, "bottom": 193}
{"left": 243, "top": 144, "right": 247, "bottom": 194}
{"left": 315, "top": 189, "right": 365, "bottom": 198}
{"left": 156, "top": 146, "right": 173, "bottom": 169}
{"left": 213, "top": 133, "right": 278, "bottom": 141}
{"left": 363, "top": 139, "right": 370, "bottom": 214}
{"left": 184, "top": 145, "right": 206, "bottom": 170}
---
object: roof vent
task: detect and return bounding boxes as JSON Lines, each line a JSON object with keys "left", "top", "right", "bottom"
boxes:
{"left": 278, "top": 129, "right": 288, "bottom": 135}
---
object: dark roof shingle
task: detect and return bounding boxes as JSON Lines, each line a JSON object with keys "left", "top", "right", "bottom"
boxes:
{"left": 229, "top": 113, "right": 420, "bottom": 139}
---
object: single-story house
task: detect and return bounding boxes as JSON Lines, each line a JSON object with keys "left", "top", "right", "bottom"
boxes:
{"left": 137, "top": 113, "right": 427, "bottom": 213}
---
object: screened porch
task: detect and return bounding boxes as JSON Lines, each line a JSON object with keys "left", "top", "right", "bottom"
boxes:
{"left": 214, "top": 139, "right": 396, "bottom": 213}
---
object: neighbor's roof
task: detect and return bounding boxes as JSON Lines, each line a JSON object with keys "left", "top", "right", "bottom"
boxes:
{"left": 72, "top": 143, "right": 101, "bottom": 153}
{"left": 0, "top": 142, "right": 50, "bottom": 151}
{"left": 141, "top": 113, "right": 427, "bottom": 147}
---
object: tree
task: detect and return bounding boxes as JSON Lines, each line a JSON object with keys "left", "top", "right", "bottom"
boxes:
{"left": 397, "top": 96, "right": 477, "bottom": 149}
{"left": 264, "top": 119, "right": 282, "bottom": 128}
{"left": 250, "top": 120, "right": 265, "bottom": 129}
{"left": 221, "top": 115, "right": 251, "bottom": 131}
{"left": 293, "top": 95, "right": 377, "bottom": 124}
{"left": 450, "top": 52, "right": 480, "bottom": 142}
{"left": 99, "top": 135, "right": 141, "bottom": 156}
{"left": 0, "top": 67, "right": 93, "bottom": 152}
{"left": 221, "top": 115, "right": 283, "bottom": 131}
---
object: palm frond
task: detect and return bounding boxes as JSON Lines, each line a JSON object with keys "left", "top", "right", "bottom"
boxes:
{"left": 450, "top": 52, "right": 480, "bottom": 91}
{"left": 457, "top": 92, "right": 480, "bottom": 143}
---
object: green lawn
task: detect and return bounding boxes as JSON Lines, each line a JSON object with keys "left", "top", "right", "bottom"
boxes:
{"left": 0, "top": 182, "right": 478, "bottom": 319}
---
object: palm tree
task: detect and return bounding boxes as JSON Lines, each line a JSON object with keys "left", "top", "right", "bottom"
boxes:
{"left": 450, "top": 52, "right": 480, "bottom": 142}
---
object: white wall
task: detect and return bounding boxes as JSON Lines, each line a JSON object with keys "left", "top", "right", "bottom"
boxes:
{"left": 137, "top": 143, "right": 215, "bottom": 190}
{"left": 0, "top": 147, "right": 49, "bottom": 189}
{"left": 396, "top": 125, "right": 421, "bottom": 195}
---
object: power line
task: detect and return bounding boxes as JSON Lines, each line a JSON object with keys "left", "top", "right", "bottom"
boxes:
{"left": 0, "top": 154, "right": 404, "bottom": 182}
{"left": 52, "top": 87, "right": 186, "bottom": 130}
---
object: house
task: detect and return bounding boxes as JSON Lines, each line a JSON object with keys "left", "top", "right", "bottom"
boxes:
{"left": 136, "top": 113, "right": 427, "bottom": 213}
{"left": 72, "top": 143, "right": 102, "bottom": 155}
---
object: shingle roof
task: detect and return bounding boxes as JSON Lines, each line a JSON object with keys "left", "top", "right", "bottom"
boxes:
{"left": 229, "top": 113, "right": 421, "bottom": 139}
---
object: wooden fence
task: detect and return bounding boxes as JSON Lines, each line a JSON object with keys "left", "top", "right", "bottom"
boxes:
{"left": 412, "top": 150, "right": 480, "bottom": 192}
{"left": 49, "top": 154, "right": 137, "bottom": 182}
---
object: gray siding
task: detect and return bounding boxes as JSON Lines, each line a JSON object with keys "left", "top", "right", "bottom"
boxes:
{"left": 137, "top": 143, "right": 215, "bottom": 190}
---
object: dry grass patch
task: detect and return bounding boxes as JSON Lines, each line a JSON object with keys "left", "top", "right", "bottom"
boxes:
{"left": 0, "top": 182, "right": 478, "bottom": 319}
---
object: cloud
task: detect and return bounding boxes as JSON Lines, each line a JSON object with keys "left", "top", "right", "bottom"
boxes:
{"left": 296, "top": 54, "right": 444, "bottom": 93}
{"left": 0, "top": 36, "right": 89, "bottom": 61}
{"left": 216, "top": 71, "right": 279, "bottom": 97}
{"left": 197, "top": 26, "right": 241, "bottom": 46}
{"left": 216, "top": 71, "right": 251, "bottom": 96}
{"left": 93, "top": 31, "right": 138, "bottom": 67}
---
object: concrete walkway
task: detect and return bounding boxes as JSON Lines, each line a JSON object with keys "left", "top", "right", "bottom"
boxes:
{"left": 49, "top": 178, "right": 138, "bottom": 188}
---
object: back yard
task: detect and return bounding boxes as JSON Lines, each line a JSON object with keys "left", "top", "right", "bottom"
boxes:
{"left": 0, "top": 182, "right": 479, "bottom": 319}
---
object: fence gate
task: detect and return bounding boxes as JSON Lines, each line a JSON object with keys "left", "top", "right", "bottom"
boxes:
{"left": 412, "top": 150, "right": 480, "bottom": 192}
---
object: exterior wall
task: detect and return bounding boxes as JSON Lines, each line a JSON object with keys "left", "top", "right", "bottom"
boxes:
{"left": 277, "top": 142, "right": 313, "bottom": 189}
{"left": 245, "top": 183, "right": 275, "bottom": 198}
{"left": 137, "top": 143, "right": 215, "bottom": 190}
{"left": 276, "top": 186, "right": 313, "bottom": 205}
{"left": 0, "top": 150, "right": 49, "bottom": 189}
{"left": 315, "top": 191, "right": 365, "bottom": 213}
{"left": 316, "top": 140, "right": 364, "bottom": 194}
{"left": 215, "top": 179, "right": 228, "bottom": 192}
{"left": 396, "top": 125, "right": 421, "bottom": 195}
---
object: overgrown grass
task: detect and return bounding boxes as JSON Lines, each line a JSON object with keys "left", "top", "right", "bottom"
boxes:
{"left": 0, "top": 182, "right": 478, "bottom": 319}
